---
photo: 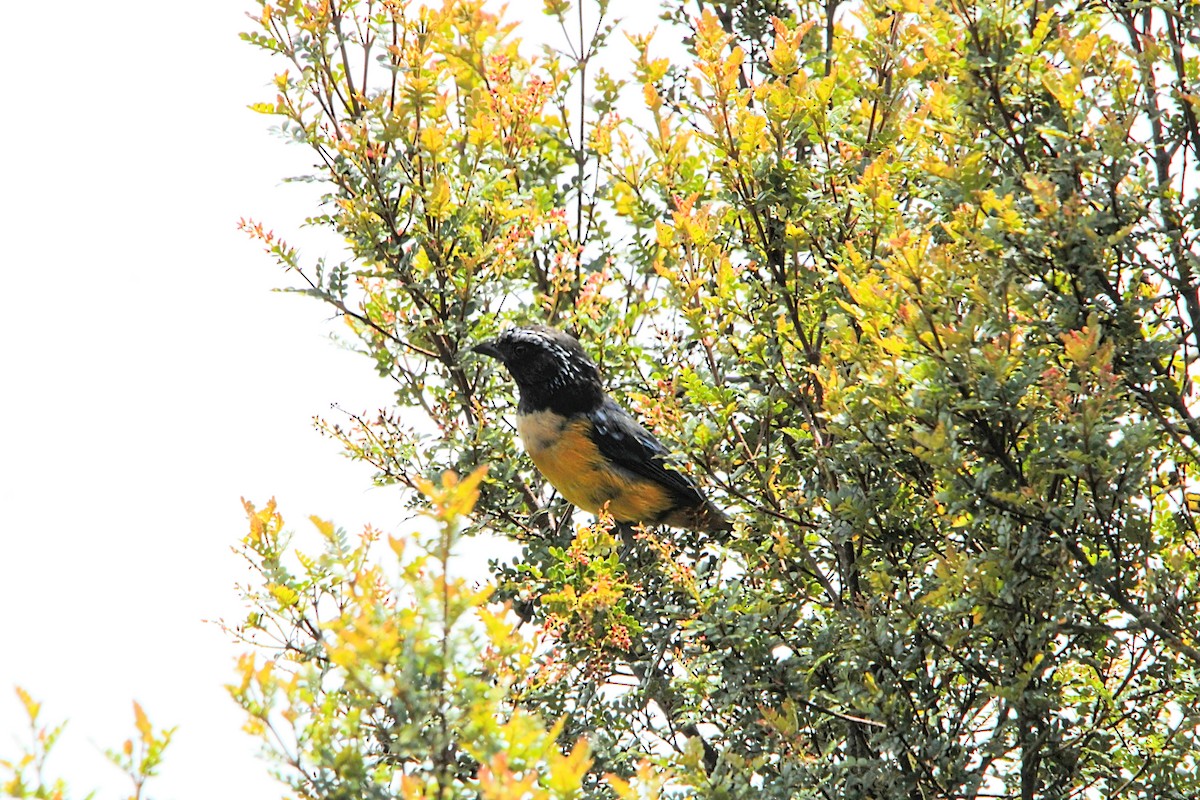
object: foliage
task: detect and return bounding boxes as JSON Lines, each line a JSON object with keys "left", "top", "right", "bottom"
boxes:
{"left": 1, "top": 688, "right": 174, "bottom": 800}
{"left": 239, "top": 0, "right": 1200, "bottom": 798}
{"left": 226, "top": 469, "right": 599, "bottom": 799}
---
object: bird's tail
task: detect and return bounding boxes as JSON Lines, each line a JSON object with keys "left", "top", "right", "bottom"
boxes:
{"left": 664, "top": 501, "right": 733, "bottom": 536}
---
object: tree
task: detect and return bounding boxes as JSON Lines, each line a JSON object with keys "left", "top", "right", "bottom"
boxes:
{"left": 236, "top": 0, "right": 1200, "bottom": 797}
{"left": 1, "top": 689, "right": 174, "bottom": 800}
{"left": 228, "top": 471, "right": 597, "bottom": 799}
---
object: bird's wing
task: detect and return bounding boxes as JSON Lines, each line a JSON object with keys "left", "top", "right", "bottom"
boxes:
{"left": 587, "top": 397, "right": 706, "bottom": 504}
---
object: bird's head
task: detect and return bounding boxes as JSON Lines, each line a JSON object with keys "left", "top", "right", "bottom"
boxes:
{"left": 474, "top": 326, "right": 603, "bottom": 413}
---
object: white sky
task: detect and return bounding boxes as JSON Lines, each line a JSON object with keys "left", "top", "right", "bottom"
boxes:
{"left": 0, "top": 2, "right": 661, "bottom": 797}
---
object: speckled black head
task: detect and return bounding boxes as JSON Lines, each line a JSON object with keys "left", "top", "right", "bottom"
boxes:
{"left": 474, "top": 326, "right": 604, "bottom": 414}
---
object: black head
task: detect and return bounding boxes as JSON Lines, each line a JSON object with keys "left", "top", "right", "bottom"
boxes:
{"left": 474, "top": 326, "right": 604, "bottom": 413}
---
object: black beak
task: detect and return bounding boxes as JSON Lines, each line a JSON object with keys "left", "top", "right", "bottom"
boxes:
{"left": 472, "top": 340, "right": 504, "bottom": 360}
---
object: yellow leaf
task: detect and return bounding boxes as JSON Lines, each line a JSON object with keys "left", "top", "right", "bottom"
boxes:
{"left": 268, "top": 582, "right": 300, "bottom": 608}
{"left": 387, "top": 534, "right": 407, "bottom": 559}
{"left": 133, "top": 701, "right": 151, "bottom": 740}
{"left": 654, "top": 219, "right": 674, "bottom": 249}
{"left": 606, "top": 773, "right": 634, "bottom": 800}
{"left": 310, "top": 515, "right": 335, "bottom": 541}
{"left": 420, "top": 125, "right": 445, "bottom": 154}
{"left": 14, "top": 686, "right": 40, "bottom": 721}
{"left": 424, "top": 177, "right": 452, "bottom": 219}
{"left": 546, "top": 737, "right": 593, "bottom": 793}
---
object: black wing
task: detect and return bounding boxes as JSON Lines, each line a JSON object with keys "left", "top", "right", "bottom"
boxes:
{"left": 587, "top": 397, "right": 706, "bottom": 504}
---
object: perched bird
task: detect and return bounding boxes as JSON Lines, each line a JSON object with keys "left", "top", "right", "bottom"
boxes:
{"left": 474, "top": 326, "right": 731, "bottom": 534}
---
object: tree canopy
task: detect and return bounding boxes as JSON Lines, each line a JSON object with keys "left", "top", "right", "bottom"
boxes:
{"left": 171, "top": 0, "right": 1200, "bottom": 798}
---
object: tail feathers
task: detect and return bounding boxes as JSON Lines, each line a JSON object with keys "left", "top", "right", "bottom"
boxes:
{"left": 662, "top": 501, "right": 733, "bottom": 535}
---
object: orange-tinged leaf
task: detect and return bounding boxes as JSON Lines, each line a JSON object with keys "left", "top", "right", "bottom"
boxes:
{"left": 1062, "top": 317, "right": 1101, "bottom": 366}
{"left": 642, "top": 81, "right": 661, "bottom": 112}
{"left": 133, "top": 701, "right": 151, "bottom": 740}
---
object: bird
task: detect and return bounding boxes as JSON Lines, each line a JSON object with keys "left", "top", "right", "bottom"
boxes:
{"left": 473, "top": 326, "right": 731, "bottom": 534}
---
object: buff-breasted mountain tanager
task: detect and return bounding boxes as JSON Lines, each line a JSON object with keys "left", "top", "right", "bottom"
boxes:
{"left": 475, "top": 326, "right": 731, "bottom": 534}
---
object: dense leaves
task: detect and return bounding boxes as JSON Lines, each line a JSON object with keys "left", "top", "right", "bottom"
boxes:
{"left": 236, "top": 0, "right": 1200, "bottom": 798}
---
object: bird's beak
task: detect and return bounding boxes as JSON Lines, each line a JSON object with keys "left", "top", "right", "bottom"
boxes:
{"left": 472, "top": 340, "right": 504, "bottom": 360}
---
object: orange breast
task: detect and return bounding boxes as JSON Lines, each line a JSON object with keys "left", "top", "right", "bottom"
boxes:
{"left": 516, "top": 411, "right": 674, "bottom": 523}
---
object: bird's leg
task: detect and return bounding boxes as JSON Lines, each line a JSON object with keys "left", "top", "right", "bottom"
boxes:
{"left": 614, "top": 521, "right": 640, "bottom": 560}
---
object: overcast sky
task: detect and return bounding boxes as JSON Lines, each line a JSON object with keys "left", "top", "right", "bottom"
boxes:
{"left": 0, "top": 2, "right": 665, "bottom": 797}
{"left": 1, "top": 4, "right": 394, "bottom": 796}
